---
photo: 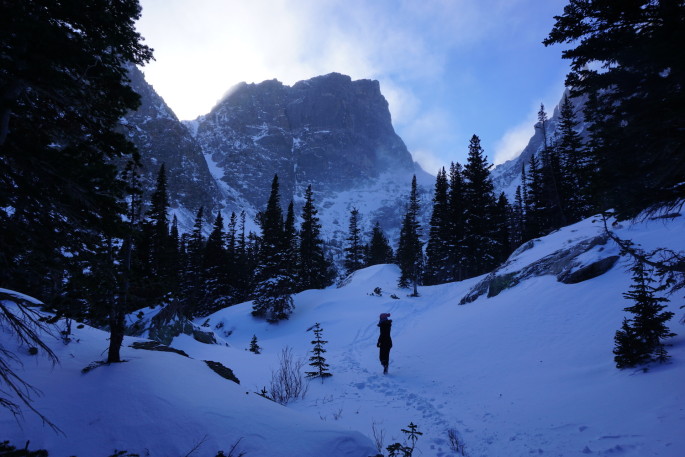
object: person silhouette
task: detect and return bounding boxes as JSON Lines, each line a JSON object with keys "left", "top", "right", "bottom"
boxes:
{"left": 377, "top": 313, "right": 392, "bottom": 374}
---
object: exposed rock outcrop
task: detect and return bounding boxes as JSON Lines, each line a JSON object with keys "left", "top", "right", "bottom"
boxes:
{"left": 460, "top": 233, "right": 620, "bottom": 304}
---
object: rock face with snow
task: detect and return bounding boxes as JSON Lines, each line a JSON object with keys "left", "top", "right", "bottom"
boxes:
{"left": 123, "top": 69, "right": 432, "bottom": 241}
{"left": 124, "top": 66, "right": 220, "bottom": 214}
{"left": 192, "top": 73, "right": 417, "bottom": 209}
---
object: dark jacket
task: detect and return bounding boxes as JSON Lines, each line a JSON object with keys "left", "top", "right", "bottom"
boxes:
{"left": 377, "top": 319, "right": 392, "bottom": 348}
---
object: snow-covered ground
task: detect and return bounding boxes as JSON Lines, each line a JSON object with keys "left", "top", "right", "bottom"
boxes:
{"left": 2, "top": 214, "right": 684, "bottom": 456}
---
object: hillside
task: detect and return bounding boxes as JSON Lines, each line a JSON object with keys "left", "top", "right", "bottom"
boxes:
{"left": 2, "top": 213, "right": 684, "bottom": 456}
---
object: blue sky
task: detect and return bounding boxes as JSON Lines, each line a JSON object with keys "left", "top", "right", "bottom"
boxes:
{"left": 136, "top": 0, "right": 570, "bottom": 174}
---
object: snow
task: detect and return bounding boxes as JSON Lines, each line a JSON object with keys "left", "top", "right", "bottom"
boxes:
{"left": 2, "top": 214, "right": 684, "bottom": 456}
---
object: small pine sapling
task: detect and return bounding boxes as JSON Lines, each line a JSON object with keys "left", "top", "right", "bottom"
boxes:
{"left": 305, "top": 323, "right": 332, "bottom": 381}
{"left": 613, "top": 260, "right": 676, "bottom": 369}
{"left": 249, "top": 334, "right": 261, "bottom": 354}
{"left": 385, "top": 422, "right": 423, "bottom": 457}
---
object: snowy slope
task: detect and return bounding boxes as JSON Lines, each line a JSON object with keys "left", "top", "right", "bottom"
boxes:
{"left": 0, "top": 304, "right": 375, "bottom": 456}
{"left": 2, "top": 214, "right": 684, "bottom": 456}
{"left": 176, "top": 214, "right": 685, "bottom": 457}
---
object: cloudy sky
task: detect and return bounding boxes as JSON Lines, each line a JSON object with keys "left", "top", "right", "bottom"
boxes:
{"left": 135, "top": 0, "right": 570, "bottom": 175}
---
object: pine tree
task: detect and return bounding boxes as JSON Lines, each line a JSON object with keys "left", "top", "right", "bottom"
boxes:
{"left": 462, "top": 135, "right": 497, "bottom": 277}
{"left": 447, "top": 162, "right": 466, "bottom": 281}
{"left": 297, "top": 185, "right": 334, "bottom": 291}
{"left": 201, "top": 211, "right": 232, "bottom": 316}
{"left": 537, "top": 104, "right": 567, "bottom": 230}
{"left": 524, "top": 154, "right": 546, "bottom": 240}
{"left": 424, "top": 168, "right": 451, "bottom": 285}
{"left": 180, "top": 207, "right": 206, "bottom": 316}
{"left": 366, "top": 222, "right": 394, "bottom": 266}
{"left": 493, "top": 192, "right": 512, "bottom": 265}
{"left": 511, "top": 185, "right": 525, "bottom": 248}
{"left": 283, "top": 201, "right": 299, "bottom": 279}
{"left": 555, "top": 94, "right": 591, "bottom": 222}
{"left": 613, "top": 260, "right": 676, "bottom": 369}
{"left": 249, "top": 335, "right": 261, "bottom": 354}
{"left": 344, "top": 208, "right": 365, "bottom": 275}
{"left": 0, "top": 0, "right": 153, "bottom": 309}
{"left": 397, "top": 176, "right": 423, "bottom": 293}
{"left": 306, "top": 323, "right": 332, "bottom": 381}
{"left": 253, "top": 175, "right": 294, "bottom": 322}
{"left": 544, "top": 0, "right": 685, "bottom": 218}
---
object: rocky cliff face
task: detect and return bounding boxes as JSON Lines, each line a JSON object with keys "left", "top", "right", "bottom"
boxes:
{"left": 125, "top": 69, "right": 431, "bottom": 244}
{"left": 191, "top": 73, "right": 417, "bottom": 210}
{"left": 124, "top": 66, "right": 219, "bottom": 216}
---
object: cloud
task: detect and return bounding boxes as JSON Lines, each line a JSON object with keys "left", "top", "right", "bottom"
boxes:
{"left": 493, "top": 116, "right": 536, "bottom": 165}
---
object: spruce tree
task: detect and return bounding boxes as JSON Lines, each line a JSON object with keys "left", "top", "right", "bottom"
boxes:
{"left": 544, "top": 0, "right": 685, "bottom": 218}
{"left": 397, "top": 176, "right": 423, "bottom": 293}
{"left": 0, "top": 0, "right": 152, "bottom": 308}
{"left": 366, "top": 222, "right": 394, "bottom": 266}
{"left": 613, "top": 260, "right": 676, "bottom": 369}
{"left": 524, "top": 154, "right": 546, "bottom": 240}
{"left": 180, "top": 207, "right": 206, "bottom": 316}
{"left": 537, "top": 104, "right": 567, "bottom": 230}
{"left": 306, "top": 323, "right": 332, "bottom": 381}
{"left": 555, "top": 94, "right": 591, "bottom": 221}
{"left": 344, "top": 208, "right": 365, "bottom": 275}
{"left": 249, "top": 335, "right": 261, "bottom": 354}
{"left": 297, "top": 185, "right": 334, "bottom": 291}
{"left": 511, "top": 185, "right": 525, "bottom": 249}
{"left": 447, "top": 162, "right": 466, "bottom": 281}
{"left": 253, "top": 175, "right": 294, "bottom": 322}
{"left": 424, "top": 168, "right": 451, "bottom": 285}
{"left": 493, "top": 192, "right": 512, "bottom": 265}
{"left": 462, "top": 135, "right": 497, "bottom": 277}
{"left": 201, "top": 212, "right": 232, "bottom": 315}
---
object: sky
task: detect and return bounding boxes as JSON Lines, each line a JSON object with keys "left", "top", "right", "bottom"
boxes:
{"left": 135, "top": 0, "right": 571, "bottom": 175}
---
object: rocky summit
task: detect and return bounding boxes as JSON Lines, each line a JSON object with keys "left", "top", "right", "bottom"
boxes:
{"left": 126, "top": 69, "right": 430, "bottom": 239}
{"left": 191, "top": 73, "right": 417, "bottom": 209}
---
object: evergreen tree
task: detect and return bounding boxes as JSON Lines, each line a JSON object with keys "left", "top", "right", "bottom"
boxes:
{"left": 297, "top": 185, "right": 334, "bottom": 291}
{"left": 613, "top": 260, "right": 676, "bottom": 368}
{"left": 555, "top": 94, "right": 591, "bottom": 221}
{"left": 366, "top": 222, "right": 394, "bottom": 266}
{"left": 180, "top": 207, "right": 206, "bottom": 316}
{"left": 232, "top": 211, "right": 252, "bottom": 302}
{"left": 200, "top": 212, "right": 232, "bottom": 316}
{"left": 0, "top": 0, "right": 153, "bottom": 307}
{"left": 537, "top": 104, "right": 567, "bottom": 230}
{"left": 282, "top": 200, "right": 299, "bottom": 284}
{"left": 397, "top": 176, "right": 423, "bottom": 293}
{"left": 253, "top": 175, "right": 294, "bottom": 322}
{"left": 493, "top": 192, "right": 512, "bottom": 265}
{"left": 424, "top": 168, "right": 451, "bottom": 285}
{"left": 447, "top": 162, "right": 466, "bottom": 281}
{"left": 544, "top": 0, "right": 685, "bottom": 218}
{"left": 344, "top": 208, "right": 365, "bottom": 275}
{"left": 511, "top": 185, "right": 525, "bottom": 248}
{"left": 462, "top": 135, "right": 497, "bottom": 277}
{"left": 140, "top": 164, "right": 176, "bottom": 304}
{"left": 305, "top": 323, "right": 332, "bottom": 381}
{"left": 249, "top": 335, "right": 261, "bottom": 354}
{"left": 524, "top": 154, "right": 546, "bottom": 240}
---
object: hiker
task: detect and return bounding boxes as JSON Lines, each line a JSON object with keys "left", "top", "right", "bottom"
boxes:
{"left": 377, "top": 313, "right": 392, "bottom": 374}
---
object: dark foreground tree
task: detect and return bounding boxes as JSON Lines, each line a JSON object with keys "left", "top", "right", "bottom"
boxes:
{"left": 0, "top": 1, "right": 152, "bottom": 364}
{"left": 544, "top": 0, "right": 685, "bottom": 218}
